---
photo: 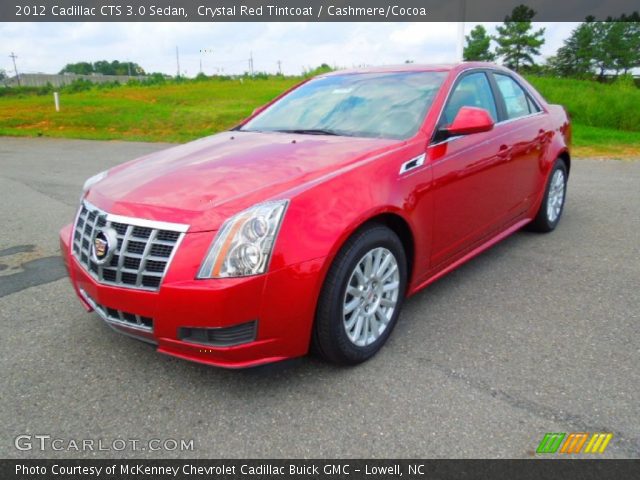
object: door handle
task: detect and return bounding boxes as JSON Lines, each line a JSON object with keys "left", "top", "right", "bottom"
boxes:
{"left": 497, "top": 144, "right": 511, "bottom": 159}
{"left": 536, "top": 129, "right": 547, "bottom": 143}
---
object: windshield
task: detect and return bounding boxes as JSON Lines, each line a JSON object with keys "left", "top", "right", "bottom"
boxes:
{"left": 240, "top": 71, "right": 447, "bottom": 140}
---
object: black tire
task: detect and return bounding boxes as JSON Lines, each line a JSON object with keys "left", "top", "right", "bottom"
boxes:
{"left": 527, "top": 159, "right": 568, "bottom": 233}
{"left": 312, "top": 224, "right": 407, "bottom": 365}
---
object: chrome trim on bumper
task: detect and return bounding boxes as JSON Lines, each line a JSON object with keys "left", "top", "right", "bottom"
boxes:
{"left": 79, "top": 288, "right": 155, "bottom": 337}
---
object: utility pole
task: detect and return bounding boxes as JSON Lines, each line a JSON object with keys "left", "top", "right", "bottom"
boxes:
{"left": 9, "top": 52, "right": 20, "bottom": 86}
{"left": 249, "top": 51, "right": 254, "bottom": 76}
{"left": 456, "top": 0, "right": 467, "bottom": 62}
{"left": 277, "top": 60, "right": 282, "bottom": 75}
{"left": 175, "top": 46, "right": 181, "bottom": 78}
{"left": 199, "top": 58, "right": 202, "bottom": 74}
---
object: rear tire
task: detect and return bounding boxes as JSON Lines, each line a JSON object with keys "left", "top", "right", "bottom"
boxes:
{"left": 528, "top": 159, "right": 568, "bottom": 233}
{"left": 312, "top": 224, "right": 407, "bottom": 365}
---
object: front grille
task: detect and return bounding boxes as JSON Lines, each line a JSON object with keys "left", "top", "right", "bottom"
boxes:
{"left": 179, "top": 321, "right": 257, "bottom": 347}
{"left": 80, "top": 289, "right": 154, "bottom": 332}
{"left": 72, "top": 200, "right": 187, "bottom": 291}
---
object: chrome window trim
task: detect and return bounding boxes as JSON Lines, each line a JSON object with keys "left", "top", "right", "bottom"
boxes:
{"left": 494, "top": 110, "right": 544, "bottom": 126}
{"left": 430, "top": 110, "right": 544, "bottom": 145}
{"left": 428, "top": 66, "right": 478, "bottom": 143}
{"left": 428, "top": 116, "right": 539, "bottom": 168}
{"left": 429, "top": 67, "right": 547, "bottom": 146}
{"left": 430, "top": 135, "right": 463, "bottom": 148}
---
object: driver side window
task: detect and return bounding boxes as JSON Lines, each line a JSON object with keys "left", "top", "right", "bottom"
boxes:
{"left": 442, "top": 72, "right": 498, "bottom": 126}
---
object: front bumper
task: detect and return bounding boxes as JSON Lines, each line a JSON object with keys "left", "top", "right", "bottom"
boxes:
{"left": 59, "top": 223, "right": 325, "bottom": 368}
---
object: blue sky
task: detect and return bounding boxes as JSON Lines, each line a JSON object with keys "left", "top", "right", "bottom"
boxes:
{"left": 1, "top": 22, "right": 577, "bottom": 77}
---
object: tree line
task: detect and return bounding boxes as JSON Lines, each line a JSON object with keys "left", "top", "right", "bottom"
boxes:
{"left": 464, "top": 4, "right": 640, "bottom": 79}
{"left": 59, "top": 60, "right": 146, "bottom": 76}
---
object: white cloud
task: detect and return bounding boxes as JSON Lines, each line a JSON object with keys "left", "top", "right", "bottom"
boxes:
{"left": 0, "top": 22, "right": 575, "bottom": 77}
{"left": 389, "top": 22, "right": 457, "bottom": 47}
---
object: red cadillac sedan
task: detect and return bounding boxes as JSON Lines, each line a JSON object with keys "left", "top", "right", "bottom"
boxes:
{"left": 59, "top": 62, "right": 570, "bottom": 368}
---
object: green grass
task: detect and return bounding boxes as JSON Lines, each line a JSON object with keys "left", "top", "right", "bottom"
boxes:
{"left": 525, "top": 76, "right": 640, "bottom": 158}
{"left": 0, "top": 77, "right": 299, "bottom": 143}
{"left": 527, "top": 76, "right": 640, "bottom": 132}
{"left": 570, "top": 124, "right": 640, "bottom": 158}
{"left": 0, "top": 75, "right": 639, "bottom": 158}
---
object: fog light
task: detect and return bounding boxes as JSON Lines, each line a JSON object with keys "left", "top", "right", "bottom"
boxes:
{"left": 178, "top": 321, "right": 257, "bottom": 347}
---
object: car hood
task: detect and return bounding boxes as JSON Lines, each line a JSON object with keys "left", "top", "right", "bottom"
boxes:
{"left": 87, "top": 131, "right": 399, "bottom": 232}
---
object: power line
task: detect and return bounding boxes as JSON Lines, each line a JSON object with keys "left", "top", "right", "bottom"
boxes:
{"left": 9, "top": 52, "right": 20, "bottom": 86}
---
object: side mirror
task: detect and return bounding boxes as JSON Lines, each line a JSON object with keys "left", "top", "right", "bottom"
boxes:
{"left": 445, "top": 106, "right": 494, "bottom": 136}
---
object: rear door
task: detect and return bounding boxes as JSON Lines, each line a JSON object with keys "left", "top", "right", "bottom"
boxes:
{"left": 490, "top": 72, "right": 548, "bottom": 214}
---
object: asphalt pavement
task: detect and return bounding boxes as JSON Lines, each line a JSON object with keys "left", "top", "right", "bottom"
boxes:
{"left": 1, "top": 137, "right": 638, "bottom": 459}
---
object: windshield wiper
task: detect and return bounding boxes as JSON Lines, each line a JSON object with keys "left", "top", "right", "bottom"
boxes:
{"left": 276, "top": 128, "right": 341, "bottom": 136}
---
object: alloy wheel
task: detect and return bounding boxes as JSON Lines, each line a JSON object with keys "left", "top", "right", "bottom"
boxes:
{"left": 547, "top": 169, "right": 565, "bottom": 223}
{"left": 342, "top": 247, "right": 400, "bottom": 347}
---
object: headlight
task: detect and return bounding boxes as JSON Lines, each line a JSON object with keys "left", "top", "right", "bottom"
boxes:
{"left": 81, "top": 170, "right": 108, "bottom": 200}
{"left": 197, "top": 200, "right": 289, "bottom": 278}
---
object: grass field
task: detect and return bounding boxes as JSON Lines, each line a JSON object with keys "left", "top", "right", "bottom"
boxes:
{"left": 1, "top": 75, "right": 639, "bottom": 158}
{"left": 0, "top": 77, "right": 299, "bottom": 143}
{"left": 568, "top": 125, "right": 640, "bottom": 158}
{"left": 527, "top": 76, "right": 640, "bottom": 131}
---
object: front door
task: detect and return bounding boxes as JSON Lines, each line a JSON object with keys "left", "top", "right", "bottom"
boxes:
{"left": 428, "top": 71, "right": 513, "bottom": 268}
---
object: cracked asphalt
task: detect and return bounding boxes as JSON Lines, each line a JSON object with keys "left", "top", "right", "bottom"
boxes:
{"left": 1, "top": 137, "right": 638, "bottom": 459}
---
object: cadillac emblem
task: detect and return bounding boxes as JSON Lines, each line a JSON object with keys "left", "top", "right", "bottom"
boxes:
{"left": 91, "top": 228, "right": 118, "bottom": 265}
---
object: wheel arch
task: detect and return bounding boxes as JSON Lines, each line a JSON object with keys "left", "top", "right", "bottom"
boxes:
{"left": 316, "top": 208, "right": 417, "bottom": 298}
{"left": 310, "top": 209, "right": 415, "bottom": 361}
{"left": 558, "top": 149, "right": 571, "bottom": 177}
{"left": 360, "top": 213, "right": 415, "bottom": 286}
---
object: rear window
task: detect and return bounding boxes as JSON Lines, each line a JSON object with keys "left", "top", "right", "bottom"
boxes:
{"left": 494, "top": 74, "right": 539, "bottom": 120}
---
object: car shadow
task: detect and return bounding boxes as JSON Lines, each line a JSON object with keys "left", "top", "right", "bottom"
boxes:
{"left": 139, "top": 228, "right": 542, "bottom": 389}
{"left": 74, "top": 213, "right": 572, "bottom": 397}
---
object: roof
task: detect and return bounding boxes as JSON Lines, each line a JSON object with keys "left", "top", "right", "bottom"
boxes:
{"left": 321, "top": 62, "right": 503, "bottom": 77}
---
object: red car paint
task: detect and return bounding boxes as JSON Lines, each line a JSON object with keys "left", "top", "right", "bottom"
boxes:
{"left": 59, "top": 63, "right": 570, "bottom": 368}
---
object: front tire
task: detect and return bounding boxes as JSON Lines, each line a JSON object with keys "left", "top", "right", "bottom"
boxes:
{"left": 312, "top": 224, "right": 407, "bottom": 365}
{"left": 528, "top": 159, "right": 568, "bottom": 232}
